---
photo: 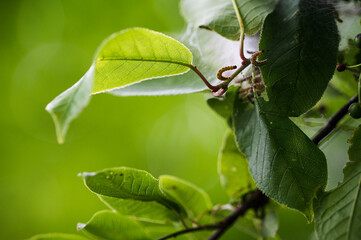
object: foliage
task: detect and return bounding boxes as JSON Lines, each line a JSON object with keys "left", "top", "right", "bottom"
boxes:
{"left": 32, "top": 0, "right": 361, "bottom": 239}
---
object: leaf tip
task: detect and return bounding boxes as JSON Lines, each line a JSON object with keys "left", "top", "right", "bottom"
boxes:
{"left": 80, "top": 172, "right": 97, "bottom": 179}
{"left": 76, "top": 223, "right": 86, "bottom": 231}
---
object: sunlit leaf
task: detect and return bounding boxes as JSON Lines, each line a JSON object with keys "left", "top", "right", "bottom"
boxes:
{"left": 159, "top": 175, "right": 213, "bottom": 222}
{"left": 81, "top": 167, "right": 183, "bottom": 214}
{"left": 218, "top": 130, "right": 256, "bottom": 198}
{"left": 46, "top": 28, "right": 193, "bottom": 143}
{"left": 259, "top": 0, "right": 339, "bottom": 116}
{"left": 77, "top": 211, "right": 151, "bottom": 240}
{"left": 45, "top": 66, "right": 94, "bottom": 144}
{"left": 233, "top": 97, "right": 327, "bottom": 220}
{"left": 110, "top": 27, "right": 252, "bottom": 96}
{"left": 92, "top": 28, "right": 193, "bottom": 93}
{"left": 314, "top": 125, "right": 361, "bottom": 240}
{"left": 28, "top": 233, "right": 88, "bottom": 240}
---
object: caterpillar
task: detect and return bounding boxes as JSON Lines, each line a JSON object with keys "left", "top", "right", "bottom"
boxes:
{"left": 217, "top": 65, "right": 237, "bottom": 81}
{"left": 251, "top": 51, "right": 268, "bottom": 67}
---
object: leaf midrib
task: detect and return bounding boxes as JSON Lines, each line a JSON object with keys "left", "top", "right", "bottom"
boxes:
{"left": 97, "top": 57, "right": 192, "bottom": 68}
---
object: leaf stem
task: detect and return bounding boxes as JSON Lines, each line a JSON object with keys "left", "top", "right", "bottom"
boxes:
{"left": 347, "top": 63, "right": 361, "bottom": 69}
{"left": 231, "top": 0, "right": 247, "bottom": 62}
{"left": 188, "top": 65, "right": 218, "bottom": 91}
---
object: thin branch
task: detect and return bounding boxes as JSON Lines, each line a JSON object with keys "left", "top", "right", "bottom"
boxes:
{"left": 312, "top": 95, "right": 358, "bottom": 145}
{"left": 157, "top": 223, "right": 221, "bottom": 240}
{"left": 208, "top": 190, "right": 267, "bottom": 240}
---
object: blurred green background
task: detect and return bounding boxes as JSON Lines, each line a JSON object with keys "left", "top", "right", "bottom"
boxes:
{"left": 0, "top": 0, "right": 339, "bottom": 239}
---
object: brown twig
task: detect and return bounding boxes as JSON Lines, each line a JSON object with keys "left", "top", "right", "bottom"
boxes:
{"left": 208, "top": 190, "right": 267, "bottom": 240}
{"left": 312, "top": 95, "right": 358, "bottom": 145}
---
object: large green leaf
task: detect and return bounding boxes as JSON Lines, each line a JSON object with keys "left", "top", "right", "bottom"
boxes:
{"left": 45, "top": 66, "right": 94, "bottom": 144}
{"left": 181, "top": 0, "right": 277, "bottom": 39}
{"left": 28, "top": 233, "right": 88, "bottom": 240}
{"left": 99, "top": 196, "right": 179, "bottom": 224}
{"left": 92, "top": 28, "right": 192, "bottom": 93}
{"left": 46, "top": 28, "right": 193, "bottom": 143}
{"left": 81, "top": 167, "right": 183, "bottom": 213}
{"left": 159, "top": 175, "right": 213, "bottom": 222}
{"left": 314, "top": 126, "right": 361, "bottom": 240}
{"left": 218, "top": 130, "right": 256, "bottom": 198}
{"left": 110, "top": 27, "right": 249, "bottom": 96}
{"left": 233, "top": 97, "right": 327, "bottom": 220}
{"left": 78, "top": 211, "right": 151, "bottom": 240}
{"left": 259, "top": 0, "right": 339, "bottom": 116}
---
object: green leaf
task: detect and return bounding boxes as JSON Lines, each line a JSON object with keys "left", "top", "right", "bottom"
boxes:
{"left": 47, "top": 28, "right": 193, "bottom": 143}
{"left": 77, "top": 211, "right": 151, "bottom": 240}
{"left": 110, "top": 27, "right": 247, "bottom": 96}
{"left": 260, "top": 211, "right": 279, "bottom": 238}
{"left": 329, "top": 70, "right": 358, "bottom": 99}
{"left": 259, "top": 0, "right": 339, "bottom": 116}
{"left": 28, "top": 233, "right": 88, "bottom": 240}
{"left": 314, "top": 126, "right": 361, "bottom": 240}
{"left": 81, "top": 167, "right": 183, "bottom": 214}
{"left": 218, "top": 130, "right": 256, "bottom": 198}
{"left": 207, "top": 86, "right": 240, "bottom": 120}
{"left": 233, "top": 97, "right": 327, "bottom": 220}
{"left": 181, "top": 0, "right": 277, "bottom": 39}
{"left": 159, "top": 175, "right": 213, "bottom": 221}
{"left": 348, "top": 125, "right": 361, "bottom": 161}
{"left": 45, "top": 66, "right": 94, "bottom": 144}
{"left": 92, "top": 28, "right": 193, "bottom": 93}
{"left": 99, "top": 196, "right": 179, "bottom": 224}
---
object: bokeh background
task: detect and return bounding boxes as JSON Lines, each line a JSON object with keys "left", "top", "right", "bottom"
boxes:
{"left": 1, "top": 0, "right": 349, "bottom": 239}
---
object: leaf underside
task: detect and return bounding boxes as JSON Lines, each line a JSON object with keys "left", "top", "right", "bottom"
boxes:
{"left": 233, "top": 98, "right": 327, "bottom": 220}
{"left": 259, "top": 0, "right": 339, "bottom": 116}
{"left": 181, "top": 0, "right": 277, "bottom": 40}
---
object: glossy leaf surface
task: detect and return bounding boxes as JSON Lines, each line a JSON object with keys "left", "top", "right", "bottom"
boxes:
{"left": 259, "top": 0, "right": 339, "bottom": 116}
{"left": 81, "top": 167, "right": 183, "bottom": 213}
{"left": 218, "top": 130, "right": 256, "bottom": 198}
{"left": 233, "top": 98, "right": 327, "bottom": 220}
